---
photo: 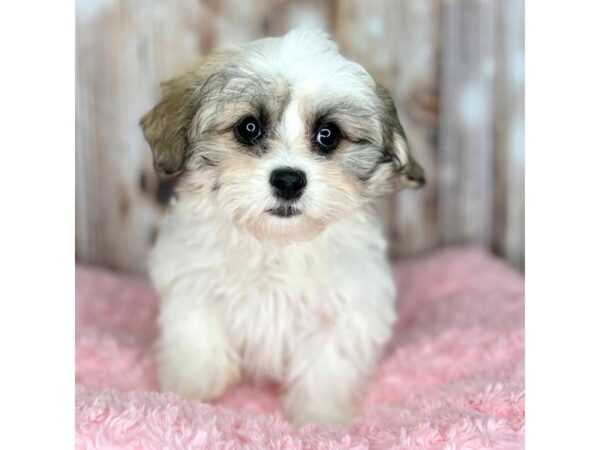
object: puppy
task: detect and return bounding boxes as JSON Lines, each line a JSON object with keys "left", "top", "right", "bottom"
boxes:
{"left": 140, "top": 29, "right": 424, "bottom": 426}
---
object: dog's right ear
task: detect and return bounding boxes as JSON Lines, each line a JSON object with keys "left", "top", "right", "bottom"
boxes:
{"left": 140, "top": 49, "right": 239, "bottom": 176}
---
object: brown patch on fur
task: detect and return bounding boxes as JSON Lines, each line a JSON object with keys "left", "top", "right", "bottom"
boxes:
{"left": 139, "top": 48, "right": 241, "bottom": 175}
{"left": 361, "top": 84, "right": 425, "bottom": 196}
{"left": 299, "top": 97, "right": 381, "bottom": 148}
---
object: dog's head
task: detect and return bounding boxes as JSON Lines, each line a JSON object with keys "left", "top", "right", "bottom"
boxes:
{"left": 141, "top": 30, "right": 424, "bottom": 243}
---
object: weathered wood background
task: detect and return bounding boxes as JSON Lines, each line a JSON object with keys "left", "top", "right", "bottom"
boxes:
{"left": 76, "top": 0, "right": 524, "bottom": 273}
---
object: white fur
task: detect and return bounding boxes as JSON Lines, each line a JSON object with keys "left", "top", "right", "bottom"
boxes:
{"left": 148, "top": 30, "right": 402, "bottom": 426}
{"left": 150, "top": 195, "right": 395, "bottom": 425}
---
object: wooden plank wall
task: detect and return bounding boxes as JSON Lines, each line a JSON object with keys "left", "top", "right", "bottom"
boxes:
{"left": 76, "top": 0, "right": 202, "bottom": 271}
{"left": 76, "top": 0, "right": 524, "bottom": 273}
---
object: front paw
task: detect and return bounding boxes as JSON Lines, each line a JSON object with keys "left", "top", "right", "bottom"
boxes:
{"left": 157, "top": 346, "right": 240, "bottom": 401}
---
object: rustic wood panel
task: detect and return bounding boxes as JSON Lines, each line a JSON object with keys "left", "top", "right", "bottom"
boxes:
{"left": 334, "top": 0, "right": 441, "bottom": 258}
{"left": 438, "top": 0, "right": 496, "bottom": 247}
{"left": 197, "top": 0, "right": 333, "bottom": 51}
{"left": 492, "top": 0, "right": 525, "bottom": 269}
{"left": 76, "top": 0, "right": 202, "bottom": 272}
{"left": 76, "top": 0, "right": 525, "bottom": 273}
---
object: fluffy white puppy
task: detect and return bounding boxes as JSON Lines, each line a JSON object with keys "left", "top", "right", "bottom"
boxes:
{"left": 141, "top": 29, "right": 425, "bottom": 426}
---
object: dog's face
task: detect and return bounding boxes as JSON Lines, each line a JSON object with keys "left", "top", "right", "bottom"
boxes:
{"left": 141, "top": 30, "right": 424, "bottom": 243}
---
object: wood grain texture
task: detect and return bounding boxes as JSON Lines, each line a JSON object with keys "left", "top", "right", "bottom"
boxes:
{"left": 334, "top": 0, "right": 442, "bottom": 258}
{"left": 197, "top": 0, "right": 334, "bottom": 50}
{"left": 438, "top": 0, "right": 496, "bottom": 247}
{"left": 75, "top": 0, "right": 524, "bottom": 273}
{"left": 492, "top": 0, "right": 524, "bottom": 269}
{"left": 76, "top": 0, "right": 201, "bottom": 272}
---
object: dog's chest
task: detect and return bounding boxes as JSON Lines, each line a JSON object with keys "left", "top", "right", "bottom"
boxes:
{"left": 216, "top": 242, "right": 338, "bottom": 381}
{"left": 152, "top": 206, "right": 393, "bottom": 383}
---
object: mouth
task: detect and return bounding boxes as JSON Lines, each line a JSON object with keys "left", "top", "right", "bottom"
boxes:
{"left": 267, "top": 205, "right": 301, "bottom": 218}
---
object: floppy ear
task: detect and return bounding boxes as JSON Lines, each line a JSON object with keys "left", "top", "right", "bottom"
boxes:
{"left": 140, "top": 49, "right": 239, "bottom": 175}
{"left": 365, "top": 85, "right": 425, "bottom": 195}
{"left": 140, "top": 70, "right": 200, "bottom": 176}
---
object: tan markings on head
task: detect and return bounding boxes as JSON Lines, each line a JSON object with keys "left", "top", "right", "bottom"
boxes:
{"left": 298, "top": 96, "right": 381, "bottom": 146}
{"left": 139, "top": 48, "right": 241, "bottom": 176}
{"left": 362, "top": 84, "right": 426, "bottom": 196}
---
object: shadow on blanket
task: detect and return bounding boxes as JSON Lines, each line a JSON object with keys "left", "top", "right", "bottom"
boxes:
{"left": 75, "top": 246, "right": 524, "bottom": 449}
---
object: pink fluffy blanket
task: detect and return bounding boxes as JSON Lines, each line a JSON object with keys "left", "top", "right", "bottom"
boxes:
{"left": 75, "top": 247, "right": 524, "bottom": 449}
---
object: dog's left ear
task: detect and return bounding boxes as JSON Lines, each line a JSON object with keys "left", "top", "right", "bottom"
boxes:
{"left": 365, "top": 85, "right": 425, "bottom": 196}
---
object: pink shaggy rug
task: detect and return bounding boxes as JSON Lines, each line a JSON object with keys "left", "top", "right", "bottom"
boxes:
{"left": 75, "top": 247, "right": 524, "bottom": 449}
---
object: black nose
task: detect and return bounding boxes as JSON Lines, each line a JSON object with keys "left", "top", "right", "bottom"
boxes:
{"left": 270, "top": 168, "right": 306, "bottom": 201}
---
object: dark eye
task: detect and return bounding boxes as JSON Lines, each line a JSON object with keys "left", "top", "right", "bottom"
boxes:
{"left": 234, "top": 116, "right": 263, "bottom": 145}
{"left": 314, "top": 123, "right": 341, "bottom": 153}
